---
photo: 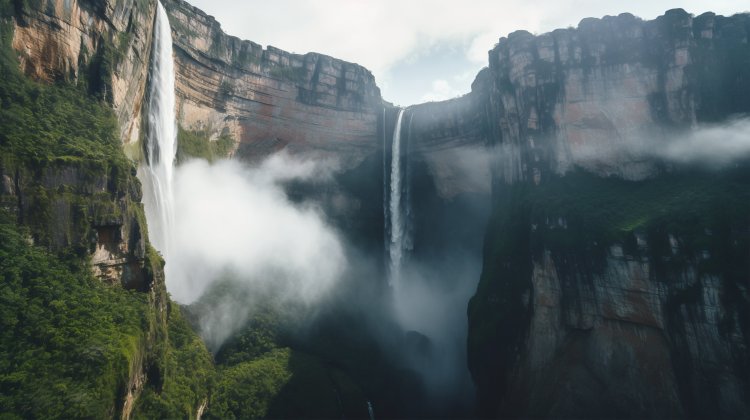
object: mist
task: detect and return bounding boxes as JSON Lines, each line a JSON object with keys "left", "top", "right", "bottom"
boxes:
{"left": 566, "top": 116, "right": 750, "bottom": 174}
{"left": 159, "top": 142, "right": 489, "bottom": 412}
{"left": 392, "top": 256, "right": 481, "bottom": 408}
{"left": 165, "top": 154, "right": 345, "bottom": 346}
{"left": 658, "top": 117, "right": 750, "bottom": 165}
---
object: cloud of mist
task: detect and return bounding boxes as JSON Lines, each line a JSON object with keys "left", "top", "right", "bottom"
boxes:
{"left": 393, "top": 258, "right": 480, "bottom": 397}
{"left": 564, "top": 116, "right": 750, "bottom": 177}
{"left": 657, "top": 117, "right": 750, "bottom": 165}
{"left": 167, "top": 153, "right": 345, "bottom": 306}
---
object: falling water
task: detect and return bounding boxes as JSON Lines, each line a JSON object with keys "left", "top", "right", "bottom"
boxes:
{"left": 141, "top": 1, "right": 177, "bottom": 264}
{"left": 388, "top": 109, "right": 406, "bottom": 285}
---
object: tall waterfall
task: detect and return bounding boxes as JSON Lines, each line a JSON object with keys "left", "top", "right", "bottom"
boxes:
{"left": 388, "top": 109, "right": 406, "bottom": 285}
{"left": 141, "top": 1, "right": 177, "bottom": 264}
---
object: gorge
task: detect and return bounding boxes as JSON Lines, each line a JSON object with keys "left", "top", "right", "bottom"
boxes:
{"left": 0, "top": 0, "right": 749, "bottom": 419}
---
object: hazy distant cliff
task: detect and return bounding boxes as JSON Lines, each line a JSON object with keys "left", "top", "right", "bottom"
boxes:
{"left": 468, "top": 9, "right": 750, "bottom": 418}
{"left": 482, "top": 9, "right": 750, "bottom": 183}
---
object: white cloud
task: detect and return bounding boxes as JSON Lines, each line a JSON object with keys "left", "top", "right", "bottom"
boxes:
{"left": 168, "top": 154, "right": 345, "bottom": 304}
{"left": 419, "top": 79, "right": 460, "bottom": 103}
{"left": 418, "top": 69, "right": 477, "bottom": 102}
{"left": 187, "top": 0, "right": 749, "bottom": 105}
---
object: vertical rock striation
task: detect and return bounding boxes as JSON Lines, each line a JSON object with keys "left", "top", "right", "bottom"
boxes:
{"left": 468, "top": 9, "right": 750, "bottom": 418}
{"left": 11, "top": 0, "right": 157, "bottom": 145}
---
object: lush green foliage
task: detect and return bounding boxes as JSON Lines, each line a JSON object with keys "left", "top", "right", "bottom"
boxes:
{"left": 132, "top": 304, "right": 214, "bottom": 419}
{"left": 176, "top": 126, "right": 235, "bottom": 164}
{"left": 0, "top": 11, "right": 136, "bottom": 251}
{"left": 184, "top": 280, "right": 373, "bottom": 419}
{"left": 208, "top": 347, "right": 366, "bottom": 419}
{"left": 0, "top": 14, "right": 215, "bottom": 419}
{"left": 520, "top": 167, "right": 750, "bottom": 256}
{"left": 207, "top": 348, "right": 294, "bottom": 419}
{"left": 0, "top": 30, "right": 127, "bottom": 170}
{"left": 0, "top": 211, "right": 150, "bottom": 418}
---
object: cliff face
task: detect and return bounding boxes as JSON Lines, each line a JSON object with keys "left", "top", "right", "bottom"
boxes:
{"left": 11, "top": 0, "right": 157, "bottom": 145}
{"left": 4, "top": 0, "right": 159, "bottom": 289}
{"left": 483, "top": 9, "right": 750, "bottom": 183}
{"left": 2, "top": 2, "right": 212, "bottom": 418}
{"left": 163, "top": 0, "right": 382, "bottom": 164}
{"left": 406, "top": 70, "right": 492, "bottom": 199}
{"left": 468, "top": 9, "right": 750, "bottom": 418}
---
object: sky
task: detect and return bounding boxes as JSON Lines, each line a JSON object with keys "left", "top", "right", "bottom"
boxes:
{"left": 188, "top": 0, "right": 749, "bottom": 106}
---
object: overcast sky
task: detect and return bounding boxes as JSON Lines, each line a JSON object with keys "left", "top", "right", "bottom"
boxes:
{"left": 188, "top": 1, "right": 748, "bottom": 106}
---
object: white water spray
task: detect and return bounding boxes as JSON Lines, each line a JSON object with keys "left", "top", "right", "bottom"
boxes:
{"left": 141, "top": 1, "right": 177, "bottom": 266}
{"left": 388, "top": 109, "right": 405, "bottom": 285}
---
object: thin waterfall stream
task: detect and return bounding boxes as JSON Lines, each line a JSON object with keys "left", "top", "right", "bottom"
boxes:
{"left": 140, "top": 0, "right": 177, "bottom": 275}
{"left": 388, "top": 109, "right": 407, "bottom": 286}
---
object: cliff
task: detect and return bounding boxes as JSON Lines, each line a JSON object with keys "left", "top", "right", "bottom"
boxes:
{"left": 467, "top": 9, "right": 750, "bottom": 418}
{"left": 163, "top": 0, "right": 382, "bottom": 164}
{"left": 5, "top": 0, "right": 750, "bottom": 418}
{"left": 406, "top": 70, "right": 493, "bottom": 199}
{"left": 10, "top": 0, "right": 157, "bottom": 145}
{"left": 1, "top": 2, "right": 212, "bottom": 418}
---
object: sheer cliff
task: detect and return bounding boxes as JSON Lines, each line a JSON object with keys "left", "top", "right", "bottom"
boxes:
{"left": 468, "top": 9, "right": 750, "bottom": 418}
{"left": 163, "top": 0, "right": 382, "bottom": 163}
{"left": 1, "top": 2, "right": 212, "bottom": 418}
{"left": 3, "top": 0, "right": 750, "bottom": 418}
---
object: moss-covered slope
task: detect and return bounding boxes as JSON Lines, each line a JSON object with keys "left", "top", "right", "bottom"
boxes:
{"left": 0, "top": 6, "right": 214, "bottom": 417}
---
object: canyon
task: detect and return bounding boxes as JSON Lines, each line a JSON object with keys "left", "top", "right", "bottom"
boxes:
{"left": 1, "top": 0, "right": 749, "bottom": 418}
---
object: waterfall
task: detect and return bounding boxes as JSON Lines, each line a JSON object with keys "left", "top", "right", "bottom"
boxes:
{"left": 388, "top": 109, "right": 406, "bottom": 285}
{"left": 141, "top": 1, "right": 177, "bottom": 265}
{"left": 382, "top": 107, "right": 388, "bottom": 261}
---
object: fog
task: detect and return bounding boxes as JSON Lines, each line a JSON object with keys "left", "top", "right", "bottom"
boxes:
{"left": 392, "top": 257, "right": 481, "bottom": 408}
{"left": 657, "top": 117, "right": 750, "bottom": 165}
{"left": 567, "top": 116, "right": 750, "bottom": 173}
{"left": 167, "top": 153, "right": 344, "bottom": 305}
{"left": 155, "top": 144, "right": 488, "bottom": 413}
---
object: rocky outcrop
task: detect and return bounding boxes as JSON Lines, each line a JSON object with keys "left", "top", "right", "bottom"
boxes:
{"left": 163, "top": 0, "right": 382, "bottom": 165}
{"left": 11, "top": 0, "right": 157, "bottom": 145}
{"left": 468, "top": 9, "right": 750, "bottom": 418}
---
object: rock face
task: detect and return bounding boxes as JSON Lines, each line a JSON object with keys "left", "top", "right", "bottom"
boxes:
{"left": 11, "top": 0, "right": 157, "bottom": 145}
{"left": 163, "top": 0, "right": 382, "bottom": 164}
{"left": 468, "top": 9, "right": 750, "bottom": 418}
{"left": 406, "top": 70, "right": 493, "bottom": 199}
{"left": 483, "top": 9, "right": 750, "bottom": 183}
{"left": 8, "top": 1, "right": 750, "bottom": 417}
{"left": 6, "top": 0, "right": 161, "bottom": 289}
{"left": 161, "top": 0, "right": 494, "bottom": 263}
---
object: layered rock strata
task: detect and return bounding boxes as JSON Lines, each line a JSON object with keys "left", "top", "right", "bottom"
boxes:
{"left": 163, "top": 0, "right": 383, "bottom": 165}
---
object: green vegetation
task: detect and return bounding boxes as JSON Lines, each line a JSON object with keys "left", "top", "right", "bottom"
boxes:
{"left": 468, "top": 166, "right": 750, "bottom": 413}
{"left": 176, "top": 126, "right": 234, "bottom": 164}
{"left": 0, "top": 10, "right": 215, "bottom": 419}
{"left": 520, "top": 168, "right": 750, "bottom": 257}
{"left": 132, "top": 303, "right": 214, "bottom": 419}
{"left": 0, "top": 211, "right": 150, "bottom": 418}
{"left": 0, "top": 50, "right": 126, "bottom": 170}
{"left": 208, "top": 347, "right": 367, "bottom": 419}
{"left": 0, "top": 9, "right": 134, "bottom": 252}
{"left": 180, "top": 279, "right": 375, "bottom": 419}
